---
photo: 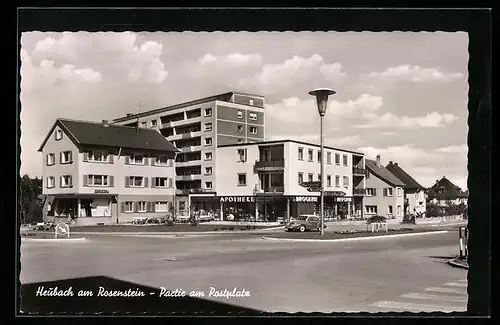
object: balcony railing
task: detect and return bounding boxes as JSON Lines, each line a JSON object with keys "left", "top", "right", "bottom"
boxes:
{"left": 176, "top": 174, "right": 202, "bottom": 181}
{"left": 254, "top": 160, "right": 285, "bottom": 171}
{"left": 256, "top": 186, "right": 284, "bottom": 193}
{"left": 353, "top": 187, "right": 365, "bottom": 195}
{"left": 353, "top": 167, "right": 366, "bottom": 176}
{"left": 175, "top": 188, "right": 211, "bottom": 195}
{"left": 175, "top": 160, "right": 202, "bottom": 167}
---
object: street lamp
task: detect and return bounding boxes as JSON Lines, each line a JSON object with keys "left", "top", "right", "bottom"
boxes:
{"left": 309, "top": 88, "right": 336, "bottom": 235}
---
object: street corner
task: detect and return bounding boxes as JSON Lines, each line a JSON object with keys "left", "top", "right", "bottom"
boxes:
{"left": 447, "top": 257, "right": 469, "bottom": 270}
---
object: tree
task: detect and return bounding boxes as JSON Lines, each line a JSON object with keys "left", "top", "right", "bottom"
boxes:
{"left": 20, "top": 174, "right": 43, "bottom": 224}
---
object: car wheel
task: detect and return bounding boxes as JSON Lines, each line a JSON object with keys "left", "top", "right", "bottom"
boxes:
{"left": 299, "top": 225, "right": 306, "bottom": 232}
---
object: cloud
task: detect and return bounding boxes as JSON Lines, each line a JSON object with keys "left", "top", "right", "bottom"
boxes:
{"left": 354, "top": 111, "right": 458, "bottom": 129}
{"left": 436, "top": 144, "right": 468, "bottom": 154}
{"left": 197, "top": 52, "right": 263, "bottom": 67}
{"left": 368, "top": 65, "right": 464, "bottom": 83}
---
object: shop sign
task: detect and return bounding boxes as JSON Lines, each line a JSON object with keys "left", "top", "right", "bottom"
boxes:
{"left": 94, "top": 189, "right": 109, "bottom": 194}
{"left": 293, "top": 196, "right": 318, "bottom": 203}
{"left": 219, "top": 196, "right": 255, "bottom": 203}
{"left": 325, "top": 191, "right": 346, "bottom": 197}
{"left": 336, "top": 197, "right": 352, "bottom": 202}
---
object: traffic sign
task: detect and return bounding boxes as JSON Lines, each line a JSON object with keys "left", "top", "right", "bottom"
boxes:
{"left": 307, "top": 187, "right": 321, "bottom": 192}
{"left": 300, "top": 181, "right": 321, "bottom": 188}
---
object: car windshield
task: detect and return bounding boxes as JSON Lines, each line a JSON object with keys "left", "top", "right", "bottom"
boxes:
{"left": 296, "top": 216, "right": 309, "bottom": 220}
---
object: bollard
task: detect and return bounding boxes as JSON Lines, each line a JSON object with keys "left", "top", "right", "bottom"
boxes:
{"left": 459, "top": 227, "right": 464, "bottom": 259}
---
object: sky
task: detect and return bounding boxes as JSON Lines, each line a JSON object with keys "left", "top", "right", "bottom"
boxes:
{"left": 19, "top": 31, "right": 469, "bottom": 189}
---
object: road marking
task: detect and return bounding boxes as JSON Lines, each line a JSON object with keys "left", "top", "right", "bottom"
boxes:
{"left": 154, "top": 257, "right": 178, "bottom": 261}
{"left": 425, "top": 287, "right": 468, "bottom": 295}
{"left": 371, "top": 300, "right": 466, "bottom": 312}
{"left": 444, "top": 282, "right": 468, "bottom": 288}
{"left": 457, "top": 279, "right": 468, "bottom": 283}
{"left": 400, "top": 293, "right": 468, "bottom": 304}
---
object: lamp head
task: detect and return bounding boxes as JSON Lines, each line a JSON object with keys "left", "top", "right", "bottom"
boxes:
{"left": 309, "top": 88, "right": 336, "bottom": 116}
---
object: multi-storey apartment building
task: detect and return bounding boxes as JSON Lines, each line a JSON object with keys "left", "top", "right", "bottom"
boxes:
{"left": 185, "top": 140, "right": 366, "bottom": 221}
{"left": 38, "top": 118, "right": 179, "bottom": 225}
{"left": 364, "top": 155, "right": 405, "bottom": 219}
{"left": 385, "top": 161, "right": 427, "bottom": 216}
{"left": 111, "top": 92, "right": 265, "bottom": 215}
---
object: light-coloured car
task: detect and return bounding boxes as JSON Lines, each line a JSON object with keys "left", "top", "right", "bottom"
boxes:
{"left": 285, "top": 214, "right": 327, "bottom": 232}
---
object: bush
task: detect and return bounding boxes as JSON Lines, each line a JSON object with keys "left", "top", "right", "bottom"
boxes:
{"left": 426, "top": 202, "right": 443, "bottom": 218}
{"left": 366, "top": 215, "right": 387, "bottom": 224}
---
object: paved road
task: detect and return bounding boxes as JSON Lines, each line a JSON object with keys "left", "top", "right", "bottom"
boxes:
{"left": 20, "top": 231, "right": 467, "bottom": 313}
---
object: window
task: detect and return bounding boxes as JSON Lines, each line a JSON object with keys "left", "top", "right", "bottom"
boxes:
{"left": 388, "top": 205, "right": 393, "bottom": 214}
{"left": 398, "top": 205, "right": 403, "bottom": 216}
{"left": 86, "top": 151, "right": 109, "bottom": 162}
{"left": 308, "top": 173, "right": 314, "bottom": 182}
{"left": 155, "top": 201, "right": 168, "bottom": 212}
{"left": 129, "top": 154, "right": 145, "bottom": 165}
{"left": 46, "top": 153, "right": 55, "bottom": 166}
{"left": 141, "top": 122, "right": 147, "bottom": 128}
{"left": 237, "top": 125, "right": 244, "bottom": 133}
{"left": 366, "top": 188, "right": 376, "bottom": 196}
{"left": 335, "top": 175, "right": 340, "bottom": 187}
{"left": 298, "top": 147, "right": 304, "bottom": 160}
{"left": 249, "top": 126, "right": 257, "bottom": 135}
{"left": 88, "top": 175, "right": 109, "bottom": 186}
{"left": 204, "top": 137, "right": 212, "bottom": 146}
{"left": 397, "top": 188, "right": 402, "bottom": 197}
{"left": 55, "top": 129, "right": 63, "bottom": 140}
{"left": 124, "top": 202, "right": 134, "bottom": 213}
{"left": 327, "top": 175, "right": 332, "bottom": 187}
{"left": 317, "top": 151, "right": 322, "bottom": 162}
{"left": 204, "top": 108, "right": 212, "bottom": 117}
{"left": 343, "top": 176, "right": 349, "bottom": 188}
{"left": 60, "top": 151, "right": 72, "bottom": 164}
{"left": 205, "top": 123, "right": 212, "bottom": 132}
{"left": 384, "top": 188, "right": 393, "bottom": 197}
{"left": 205, "top": 181, "right": 212, "bottom": 190}
{"left": 60, "top": 175, "right": 72, "bottom": 188}
{"left": 335, "top": 153, "right": 340, "bottom": 165}
{"left": 238, "top": 173, "right": 247, "bottom": 186}
{"left": 366, "top": 205, "right": 378, "bottom": 214}
{"left": 151, "top": 120, "right": 157, "bottom": 127}
{"left": 204, "top": 167, "right": 212, "bottom": 175}
{"left": 238, "top": 138, "right": 244, "bottom": 143}
{"left": 153, "top": 155, "right": 169, "bottom": 166}
{"left": 237, "top": 149, "right": 247, "bottom": 162}
{"left": 318, "top": 174, "right": 321, "bottom": 182}
{"left": 237, "top": 110, "right": 243, "bottom": 119}
{"left": 249, "top": 99, "right": 254, "bottom": 106}
{"left": 205, "top": 152, "right": 212, "bottom": 161}
{"left": 127, "top": 176, "right": 145, "bottom": 187}
{"left": 298, "top": 172, "right": 304, "bottom": 184}
{"left": 308, "top": 149, "right": 314, "bottom": 162}
{"left": 46, "top": 176, "right": 55, "bottom": 189}
{"left": 327, "top": 152, "right": 332, "bottom": 164}
{"left": 343, "top": 154, "right": 348, "bottom": 166}
{"left": 249, "top": 112, "right": 257, "bottom": 120}
{"left": 154, "top": 177, "right": 169, "bottom": 188}
{"left": 137, "top": 201, "right": 147, "bottom": 212}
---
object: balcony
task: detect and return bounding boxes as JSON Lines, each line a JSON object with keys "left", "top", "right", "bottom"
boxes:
{"left": 179, "top": 145, "right": 202, "bottom": 153}
{"left": 176, "top": 174, "right": 202, "bottom": 181}
{"left": 167, "top": 131, "right": 202, "bottom": 141}
{"left": 353, "top": 167, "right": 366, "bottom": 176}
{"left": 254, "top": 160, "right": 285, "bottom": 172}
{"left": 255, "top": 186, "right": 284, "bottom": 194}
{"left": 176, "top": 188, "right": 211, "bottom": 195}
{"left": 353, "top": 187, "right": 365, "bottom": 196}
{"left": 162, "top": 116, "right": 202, "bottom": 129}
{"left": 176, "top": 160, "right": 202, "bottom": 167}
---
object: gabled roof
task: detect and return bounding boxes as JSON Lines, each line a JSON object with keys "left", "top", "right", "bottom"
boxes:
{"left": 427, "top": 176, "right": 468, "bottom": 200}
{"left": 38, "top": 118, "right": 180, "bottom": 153}
{"left": 385, "top": 162, "right": 426, "bottom": 191}
{"left": 365, "top": 159, "right": 406, "bottom": 187}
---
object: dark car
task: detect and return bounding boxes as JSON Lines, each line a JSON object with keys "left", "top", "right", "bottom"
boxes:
{"left": 285, "top": 214, "right": 327, "bottom": 232}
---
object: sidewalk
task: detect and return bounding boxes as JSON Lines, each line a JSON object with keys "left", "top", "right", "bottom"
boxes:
{"left": 448, "top": 257, "right": 469, "bottom": 269}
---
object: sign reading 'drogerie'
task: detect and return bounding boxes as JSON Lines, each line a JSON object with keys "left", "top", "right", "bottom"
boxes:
{"left": 219, "top": 196, "right": 255, "bottom": 203}
{"left": 94, "top": 189, "right": 109, "bottom": 194}
{"left": 292, "top": 196, "right": 318, "bottom": 203}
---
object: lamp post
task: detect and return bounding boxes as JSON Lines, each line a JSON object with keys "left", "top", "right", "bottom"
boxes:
{"left": 309, "top": 88, "right": 336, "bottom": 235}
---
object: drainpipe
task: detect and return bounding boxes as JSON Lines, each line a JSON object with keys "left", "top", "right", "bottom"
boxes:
{"left": 117, "top": 147, "right": 122, "bottom": 224}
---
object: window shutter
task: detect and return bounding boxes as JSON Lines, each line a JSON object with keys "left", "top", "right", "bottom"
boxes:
{"left": 133, "top": 202, "right": 138, "bottom": 213}
{"left": 59, "top": 152, "right": 63, "bottom": 163}
{"left": 121, "top": 202, "right": 125, "bottom": 213}
{"left": 83, "top": 152, "right": 89, "bottom": 162}
{"left": 373, "top": 188, "right": 377, "bottom": 196}
{"left": 83, "top": 175, "right": 88, "bottom": 187}
{"left": 168, "top": 178, "right": 173, "bottom": 188}
{"left": 145, "top": 157, "right": 150, "bottom": 166}
{"left": 125, "top": 155, "right": 130, "bottom": 164}
{"left": 109, "top": 176, "right": 114, "bottom": 187}
{"left": 144, "top": 177, "right": 149, "bottom": 187}
{"left": 125, "top": 177, "right": 130, "bottom": 187}
{"left": 148, "top": 202, "right": 154, "bottom": 212}
{"left": 69, "top": 176, "right": 73, "bottom": 187}
{"left": 108, "top": 154, "right": 114, "bottom": 163}
{"left": 69, "top": 151, "right": 73, "bottom": 163}
{"left": 383, "top": 188, "right": 387, "bottom": 197}
{"left": 59, "top": 176, "right": 63, "bottom": 187}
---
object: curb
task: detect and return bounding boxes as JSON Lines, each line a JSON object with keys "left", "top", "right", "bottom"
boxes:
{"left": 21, "top": 237, "right": 87, "bottom": 242}
{"left": 70, "top": 227, "right": 283, "bottom": 236}
{"left": 447, "top": 258, "right": 469, "bottom": 270}
{"left": 261, "top": 230, "right": 449, "bottom": 243}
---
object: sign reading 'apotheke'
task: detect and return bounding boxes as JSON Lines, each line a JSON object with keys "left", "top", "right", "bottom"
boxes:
{"left": 219, "top": 196, "right": 255, "bottom": 203}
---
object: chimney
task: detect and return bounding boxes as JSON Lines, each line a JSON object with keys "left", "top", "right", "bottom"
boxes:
{"left": 389, "top": 160, "right": 393, "bottom": 164}
{"left": 395, "top": 162, "right": 398, "bottom": 166}
{"left": 376, "top": 155, "right": 381, "bottom": 167}
{"left": 126, "top": 113, "right": 133, "bottom": 117}
{"left": 101, "top": 119, "right": 109, "bottom": 127}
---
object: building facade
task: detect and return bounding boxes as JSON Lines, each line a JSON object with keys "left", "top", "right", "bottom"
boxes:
{"left": 385, "top": 161, "right": 428, "bottom": 216}
{"left": 427, "top": 176, "right": 468, "bottom": 206}
{"left": 186, "top": 140, "right": 366, "bottom": 221}
{"left": 38, "top": 119, "right": 178, "bottom": 225}
{"left": 111, "top": 92, "right": 265, "bottom": 216}
{"left": 364, "top": 156, "right": 405, "bottom": 219}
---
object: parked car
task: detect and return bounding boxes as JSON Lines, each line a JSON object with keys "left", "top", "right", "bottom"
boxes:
{"left": 285, "top": 215, "right": 327, "bottom": 232}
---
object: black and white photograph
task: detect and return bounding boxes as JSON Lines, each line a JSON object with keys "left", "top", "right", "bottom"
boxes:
{"left": 16, "top": 8, "right": 491, "bottom": 317}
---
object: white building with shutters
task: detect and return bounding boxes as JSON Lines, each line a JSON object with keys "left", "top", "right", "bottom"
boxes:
{"left": 38, "top": 118, "right": 178, "bottom": 225}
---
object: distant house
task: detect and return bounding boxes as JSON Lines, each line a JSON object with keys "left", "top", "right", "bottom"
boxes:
{"left": 386, "top": 161, "right": 427, "bottom": 216}
{"left": 364, "top": 155, "right": 405, "bottom": 219}
{"left": 38, "top": 118, "right": 179, "bottom": 225}
{"left": 427, "top": 176, "right": 468, "bottom": 207}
